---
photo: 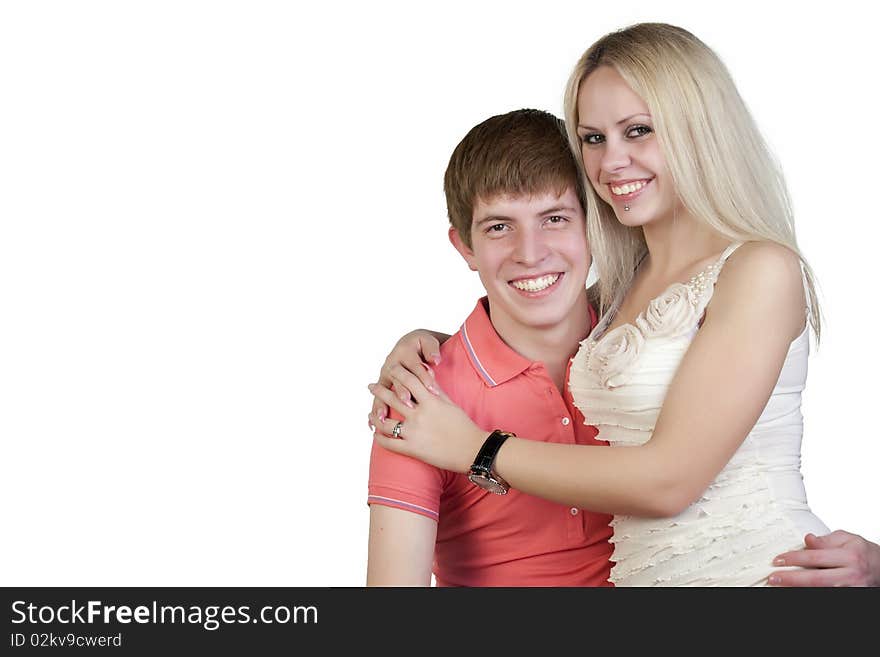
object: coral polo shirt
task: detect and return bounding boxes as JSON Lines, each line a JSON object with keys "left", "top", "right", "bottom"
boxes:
{"left": 368, "top": 297, "right": 613, "bottom": 586}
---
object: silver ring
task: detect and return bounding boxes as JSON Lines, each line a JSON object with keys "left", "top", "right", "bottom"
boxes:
{"left": 392, "top": 421, "right": 404, "bottom": 439}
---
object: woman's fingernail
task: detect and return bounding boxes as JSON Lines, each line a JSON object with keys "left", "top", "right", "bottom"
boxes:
{"left": 772, "top": 557, "right": 785, "bottom": 566}
{"left": 404, "top": 399, "right": 414, "bottom": 409}
{"left": 431, "top": 354, "right": 441, "bottom": 365}
{"left": 768, "top": 575, "right": 781, "bottom": 586}
{"left": 428, "top": 385, "right": 440, "bottom": 395}
{"left": 378, "top": 411, "right": 386, "bottom": 422}
{"left": 367, "top": 383, "right": 375, "bottom": 391}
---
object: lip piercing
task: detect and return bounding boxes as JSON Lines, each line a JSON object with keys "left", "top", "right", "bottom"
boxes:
{"left": 624, "top": 205, "right": 630, "bottom": 211}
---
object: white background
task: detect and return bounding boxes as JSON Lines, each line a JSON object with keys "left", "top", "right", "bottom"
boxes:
{"left": 1, "top": 1, "right": 877, "bottom": 586}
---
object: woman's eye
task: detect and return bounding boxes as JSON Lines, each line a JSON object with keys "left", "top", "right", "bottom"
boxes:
{"left": 581, "top": 133, "right": 603, "bottom": 145}
{"left": 626, "top": 124, "right": 653, "bottom": 138}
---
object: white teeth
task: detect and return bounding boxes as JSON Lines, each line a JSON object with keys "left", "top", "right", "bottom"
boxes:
{"left": 511, "top": 274, "right": 560, "bottom": 292}
{"left": 610, "top": 180, "right": 649, "bottom": 196}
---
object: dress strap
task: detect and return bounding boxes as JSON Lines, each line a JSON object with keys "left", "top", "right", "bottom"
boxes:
{"left": 717, "top": 241, "right": 744, "bottom": 264}
{"left": 688, "top": 242, "right": 744, "bottom": 311}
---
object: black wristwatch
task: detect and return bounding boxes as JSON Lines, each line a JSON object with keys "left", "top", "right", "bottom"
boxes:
{"left": 467, "top": 430, "right": 515, "bottom": 495}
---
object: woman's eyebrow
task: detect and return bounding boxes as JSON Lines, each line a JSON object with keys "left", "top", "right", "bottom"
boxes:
{"left": 578, "top": 112, "right": 651, "bottom": 130}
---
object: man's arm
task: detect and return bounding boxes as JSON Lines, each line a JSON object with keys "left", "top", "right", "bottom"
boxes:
{"left": 367, "top": 505, "right": 437, "bottom": 586}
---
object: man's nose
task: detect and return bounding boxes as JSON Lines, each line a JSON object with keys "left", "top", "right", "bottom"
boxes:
{"left": 513, "top": 229, "right": 550, "bottom": 266}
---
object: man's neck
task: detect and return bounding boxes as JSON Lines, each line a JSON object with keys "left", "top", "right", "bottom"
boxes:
{"left": 489, "top": 292, "right": 591, "bottom": 392}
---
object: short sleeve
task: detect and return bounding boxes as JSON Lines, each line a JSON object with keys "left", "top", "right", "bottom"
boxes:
{"left": 367, "top": 412, "right": 444, "bottom": 522}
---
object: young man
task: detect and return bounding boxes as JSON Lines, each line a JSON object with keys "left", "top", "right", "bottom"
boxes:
{"left": 366, "top": 109, "right": 613, "bottom": 586}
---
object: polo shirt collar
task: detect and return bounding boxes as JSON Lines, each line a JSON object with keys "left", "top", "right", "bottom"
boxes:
{"left": 460, "top": 297, "right": 534, "bottom": 387}
{"left": 460, "top": 296, "right": 599, "bottom": 388}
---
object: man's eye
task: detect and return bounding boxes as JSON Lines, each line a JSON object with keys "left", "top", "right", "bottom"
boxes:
{"left": 487, "top": 224, "right": 508, "bottom": 233}
{"left": 581, "top": 133, "right": 603, "bottom": 145}
{"left": 626, "top": 125, "right": 653, "bottom": 138}
{"left": 545, "top": 216, "right": 568, "bottom": 225}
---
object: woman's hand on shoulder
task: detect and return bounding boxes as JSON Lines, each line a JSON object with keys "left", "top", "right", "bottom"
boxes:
{"left": 369, "top": 365, "right": 483, "bottom": 474}
{"left": 368, "top": 330, "right": 447, "bottom": 429}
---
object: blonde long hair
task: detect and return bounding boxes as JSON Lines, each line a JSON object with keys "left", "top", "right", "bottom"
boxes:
{"left": 563, "top": 23, "right": 821, "bottom": 337}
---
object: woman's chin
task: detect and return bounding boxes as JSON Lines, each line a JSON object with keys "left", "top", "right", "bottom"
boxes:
{"left": 613, "top": 208, "right": 653, "bottom": 228}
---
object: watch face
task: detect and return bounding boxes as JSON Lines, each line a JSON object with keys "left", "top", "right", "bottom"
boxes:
{"left": 468, "top": 473, "right": 508, "bottom": 495}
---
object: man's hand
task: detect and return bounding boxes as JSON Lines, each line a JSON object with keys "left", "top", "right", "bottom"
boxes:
{"left": 769, "top": 530, "right": 880, "bottom": 586}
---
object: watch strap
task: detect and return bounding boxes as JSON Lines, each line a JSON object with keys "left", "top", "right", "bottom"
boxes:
{"left": 471, "top": 429, "right": 514, "bottom": 475}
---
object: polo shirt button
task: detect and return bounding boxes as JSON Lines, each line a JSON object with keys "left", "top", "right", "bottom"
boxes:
{"left": 570, "top": 507, "right": 579, "bottom": 516}
{"left": 561, "top": 417, "right": 570, "bottom": 426}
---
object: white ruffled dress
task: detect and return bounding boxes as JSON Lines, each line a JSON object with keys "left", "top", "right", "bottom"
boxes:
{"left": 568, "top": 243, "right": 828, "bottom": 586}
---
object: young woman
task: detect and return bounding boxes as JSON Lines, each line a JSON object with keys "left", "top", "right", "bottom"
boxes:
{"left": 368, "top": 23, "right": 879, "bottom": 586}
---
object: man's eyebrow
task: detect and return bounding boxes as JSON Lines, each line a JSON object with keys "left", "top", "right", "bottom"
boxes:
{"left": 578, "top": 112, "right": 651, "bottom": 130}
{"left": 473, "top": 214, "right": 510, "bottom": 226}
{"left": 540, "top": 205, "right": 579, "bottom": 215}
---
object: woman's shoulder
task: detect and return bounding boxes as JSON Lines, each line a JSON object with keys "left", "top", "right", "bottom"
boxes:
{"left": 726, "top": 240, "right": 801, "bottom": 269}
{"left": 709, "top": 241, "right": 806, "bottom": 335}
{"left": 719, "top": 241, "right": 803, "bottom": 293}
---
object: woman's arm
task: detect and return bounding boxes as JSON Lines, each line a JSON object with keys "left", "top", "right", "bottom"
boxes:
{"left": 372, "top": 243, "right": 807, "bottom": 517}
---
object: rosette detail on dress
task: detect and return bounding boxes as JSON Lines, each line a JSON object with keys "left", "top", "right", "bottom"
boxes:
{"left": 584, "top": 324, "right": 645, "bottom": 388}
{"left": 576, "top": 266, "right": 710, "bottom": 392}
{"left": 634, "top": 283, "right": 699, "bottom": 338}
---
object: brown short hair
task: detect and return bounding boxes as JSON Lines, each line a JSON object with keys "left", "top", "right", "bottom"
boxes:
{"left": 444, "top": 108, "right": 586, "bottom": 248}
